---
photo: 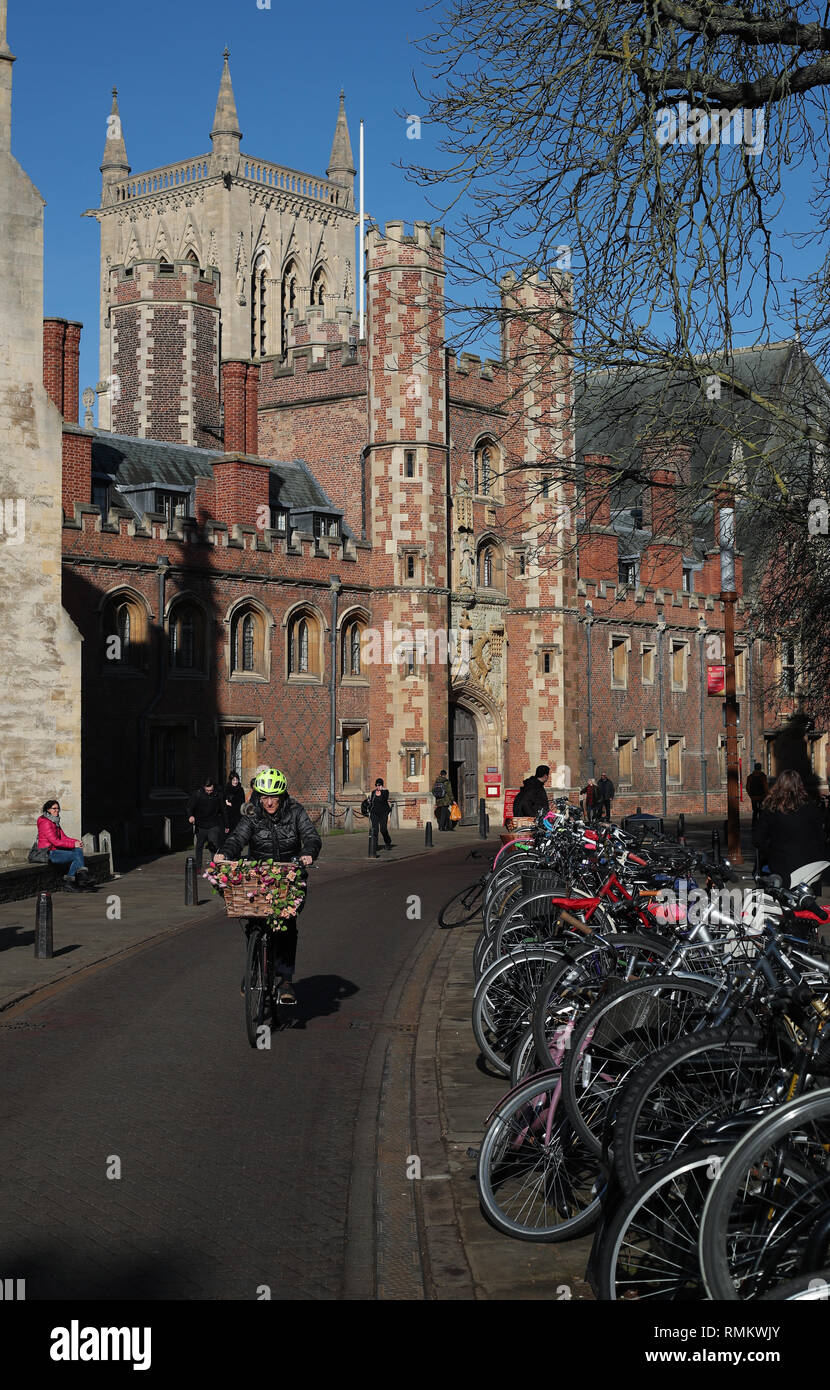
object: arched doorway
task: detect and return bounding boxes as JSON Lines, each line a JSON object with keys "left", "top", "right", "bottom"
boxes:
{"left": 451, "top": 705, "right": 479, "bottom": 823}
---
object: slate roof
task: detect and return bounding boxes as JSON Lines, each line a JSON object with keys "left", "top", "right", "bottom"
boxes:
{"left": 90, "top": 431, "right": 349, "bottom": 528}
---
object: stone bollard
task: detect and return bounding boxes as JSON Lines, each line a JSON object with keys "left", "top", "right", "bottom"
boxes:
{"left": 34, "top": 892, "right": 53, "bottom": 960}
{"left": 185, "top": 856, "right": 197, "bottom": 906}
{"left": 98, "top": 829, "right": 114, "bottom": 877}
{"left": 344, "top": 806, "right": 354, "bottom": 833}
{"left": 425, "top": 822, "right": 433, "bottom": 848}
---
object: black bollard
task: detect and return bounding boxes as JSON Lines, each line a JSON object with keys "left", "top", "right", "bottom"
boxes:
{"left": 712, "top": 828, "right": 721, "bottom": 865}
{"left": 34, "top": 891, "right": 53, "bottom": 960}
{"left": 368, "top": 821, "right": 378, "bottom": 858}
{"left": 425, "top": 821, "right": 433, "bottom": 847}
{"left": 185, "top": 855, "right": 197, "bottom": 906}
{"left": 478, "top": 798, "right": 487, "bottom": 839}
{"left": 754, "top": 847, "right": 762, "bottom": 881}
{"left": 677, "top": 812, "right": 686, "bottom": 846}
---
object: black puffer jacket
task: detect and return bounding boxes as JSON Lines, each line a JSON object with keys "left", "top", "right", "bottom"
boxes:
{"left": 512, "top": 776, "right": 550, "bottom": 818}
{"left": 221, "top": 797, "right": 322, "bottom": 863}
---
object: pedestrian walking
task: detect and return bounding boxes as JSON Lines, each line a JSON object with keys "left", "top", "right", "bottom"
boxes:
{"left": 580, "top": 777, "right": 598, "bottom": 823}
{"left": 35, "top": 799, "right": 97, "bottom": 892}
{"left": 432, "top": 769, "right": 452, "bottom": 831}
{"left": 512, "top": 765, "right": 551, "bottom": 818}
{"left": 745, "top": 762, "right": 769, "bottom": 827}
{"left": 367, "top": 778, "right": 395, "bottom": 853}
{"left": 187, "top": 775, "right": 225, "bottom": 871}
{"left": 223, "top": 773, "right": 245, "bottom": 833}
{"left": 595, "top": 772, "right": 615, "bottom": 822}
{"left": 752, "top": 769, "right": 827, "bottom": 890}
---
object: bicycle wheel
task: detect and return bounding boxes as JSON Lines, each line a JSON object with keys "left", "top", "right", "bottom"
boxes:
{"left": 510, "top": 1023, "right": 543, "bottom": 1087}
{"left": 596, "top": 1147, "right": 730, "bottom": 1300}
{"left": 438, "top": 878, "right": 485, "bottom": 929}
{"left": 244, "top": 926, "right": 267, "bottom": 1048}
{"left": 482, "top": 876, "right": 529, "bottom": 938}
{"left": 476, "top": 1071, "right": 604, "bottom": 1241}
{"left": 561, "top": 975, "right": 718, "bottom": 1155}
{"left": 699, "top": 1087, "right": 830, "bottom": 1300}
{"left": 614, "top": 1026, "right": 783, "bottom": 1194}
{"left": 472, "top": 946, "right": 567, "bottom": 1076}
{"left": 532, "top": 934, "right": 672, "bottom": 1071}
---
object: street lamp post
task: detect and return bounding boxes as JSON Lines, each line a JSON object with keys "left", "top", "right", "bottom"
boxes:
{"left": 719, "top": 504, "right": 742, "bottom": 864}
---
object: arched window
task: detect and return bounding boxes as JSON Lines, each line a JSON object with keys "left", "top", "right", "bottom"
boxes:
{"left": 342, "top": 617, "right": 366, "bottom": 680}
{"left": 287, "top": 608, "right": 323, "bottom": 680}
{"left": 251, "top": 251, "right": 269, "bottom": 358}
{"left": 169, "top": 601, "right": 205, "bottom": 672}
{"left": 281, "top": 259, "right": 299, "bottom": 354}
{"left": 102, "top": 592, "right": 148, "bottom": 671}
{"left": 474, "top": 441, "right": 497, "bottom": 496}
{"left": 310, "top": 265, "right": 327, "bottom": 307}
{"left": 230, "top": 605, "right": 267, "bottom": 677}
{"left": 477, "top": 541, "right": 504, "bottom": 590}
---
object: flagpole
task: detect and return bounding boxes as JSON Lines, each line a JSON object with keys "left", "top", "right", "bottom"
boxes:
{"left": 359, "top": 119, "right": 364, "bottom": 339}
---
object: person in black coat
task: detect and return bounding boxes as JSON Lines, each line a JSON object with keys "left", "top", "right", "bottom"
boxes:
{"left": 223, "top": 773, "right": 246, "bottom": 832}
{"left": 215, "top": 769, "right": 322, "bottom": 1004}
{"left": 367, "top": 778, "right": 395, "bottom": 854}
{"left": 752, "top": 769, "right": 828, "bottom": 889}
{"left": 187, "top": 776, "right": 225, "bottom": 870}
{"left": 512, "top": 766, "right": 551, "bottom": 818}
{"left": 595, "top": 773, "right": 615, "bottom": 822}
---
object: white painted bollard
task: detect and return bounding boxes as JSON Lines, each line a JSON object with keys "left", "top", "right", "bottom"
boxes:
{"left": 98, "top": 829, "right": 114, "bottom": 876}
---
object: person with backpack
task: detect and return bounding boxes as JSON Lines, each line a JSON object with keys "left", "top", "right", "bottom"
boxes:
{"left": 512, "top": 765, "right": 551, "bottom": 818}
{"left": 187, "top": 775, "right": 225, "bottom": 871}
{"left": 367, "top": 778, "right": 395, "bottom": 853}
{"left": 433, "top": 769, "right": 452, "bottom": 831}
{"left": 745, "top": 762, "right": 769, "bottom": 827}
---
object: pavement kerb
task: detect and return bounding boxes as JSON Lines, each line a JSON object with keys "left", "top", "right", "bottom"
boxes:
{"left": 412, "top": 916, "right": 480, "bottom": 1300}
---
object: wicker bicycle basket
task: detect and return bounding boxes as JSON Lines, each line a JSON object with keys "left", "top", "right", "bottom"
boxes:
{"left": 219, "top": 862, "right": 303, "bottom": 919}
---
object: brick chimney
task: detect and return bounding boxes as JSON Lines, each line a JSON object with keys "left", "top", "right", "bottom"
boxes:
{"left": 43, "top": 318, "right": 81, "bottom": 423}
{"left": 578, "top": 453, "right": 619, "bottom": 582}
{"left": 210, "top": 454, "right": 271, "bottom": 529}
{"left": 222, "top": 360, "right": 259, "bottom": 455}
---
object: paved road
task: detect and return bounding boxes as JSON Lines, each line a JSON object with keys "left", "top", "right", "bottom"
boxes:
{"left": 0, "top": 849, "right": 481, "bottom": 1301}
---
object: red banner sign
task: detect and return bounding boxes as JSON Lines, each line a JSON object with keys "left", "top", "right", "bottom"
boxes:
{"left": 707, "top": 665, "right": 726, "bottom": 695}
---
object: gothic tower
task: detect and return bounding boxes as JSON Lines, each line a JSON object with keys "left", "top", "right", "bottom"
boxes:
{"left": 87, "top": 52, "right": 357, "bottom": 443}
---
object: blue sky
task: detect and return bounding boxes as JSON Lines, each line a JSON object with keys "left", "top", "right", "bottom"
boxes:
{"left": 6, "top": 0, "right": 823, "bottom": 412}
{"left": 7, "top": 0, "right": 439, "bottom": 407}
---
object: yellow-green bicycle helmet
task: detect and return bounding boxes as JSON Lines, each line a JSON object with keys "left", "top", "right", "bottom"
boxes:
{"left": 254, "top": 768, "right": 287, "bottom": 795}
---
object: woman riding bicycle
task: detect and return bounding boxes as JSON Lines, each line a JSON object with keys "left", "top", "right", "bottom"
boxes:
{"left": 214, "top": 768, "right": 322, "bottom": 1005}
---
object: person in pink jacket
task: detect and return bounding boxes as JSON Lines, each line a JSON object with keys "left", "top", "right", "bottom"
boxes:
{"left": 37, "top": 799, "right": 97, "bottom": 892}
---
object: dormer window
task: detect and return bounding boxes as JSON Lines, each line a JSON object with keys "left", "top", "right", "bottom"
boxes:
{"left": 270, "top": 507, "right": 289, "bottom": 533}
{"left": 314, "top": 515, "right": 340, "bottom": 540}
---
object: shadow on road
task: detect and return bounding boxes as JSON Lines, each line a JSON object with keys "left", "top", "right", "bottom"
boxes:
{"left": 2, "top": 1242, "right": 212, "bottom": 1300}
{"left": 294, "top": 974, "right": 359, "bottom": 1025}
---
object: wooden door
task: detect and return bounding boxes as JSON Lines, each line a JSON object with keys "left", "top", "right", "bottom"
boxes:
{"left": 452, "top": 706, "right": 479, "bottom": 822}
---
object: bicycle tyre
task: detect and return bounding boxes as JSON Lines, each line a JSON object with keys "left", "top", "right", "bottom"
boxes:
{"left": 510, "top": 1023, "right": 542, "bottom": 1088}
{"left": 561, "top": 975, "right": 718, "bottom": 1155}
{"left": 244, "top": 926, "right": 267, "bottom": 1048}
{"left": 699, "top": 1088, "right": 830, "bottom": 1300}
{"left": 472, "top": 946, "right": 567, "bottom": 1076}
{"left": 613, "top": 1025, "right": 779, "bottom": 1195}
{"left": 532, "top": 933, "right": 673, "bottom": 1071}
{"left": 596, "top": 1146, "right": 730, "bottom": 1300}
{"left": 476, "top": 1070, "right": 604, "bottom": 1241}
{"left": 757, "top": 1267, "right": 830, "bottom": 1300}
{"left": 438, "top": 878, "right": 485, "bottom": 929}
